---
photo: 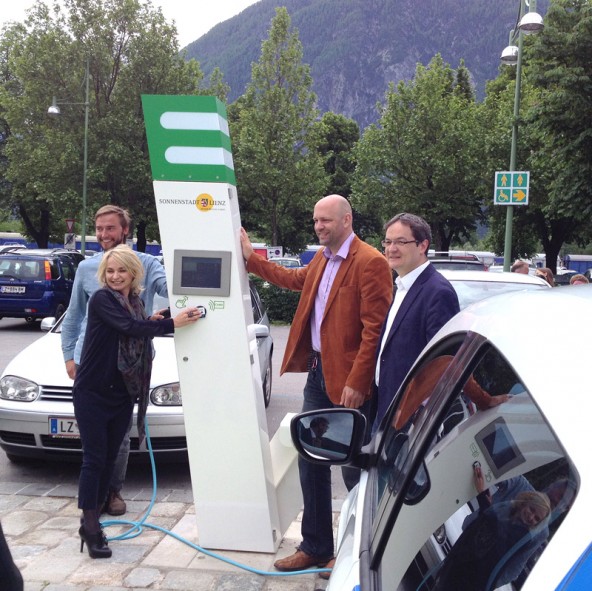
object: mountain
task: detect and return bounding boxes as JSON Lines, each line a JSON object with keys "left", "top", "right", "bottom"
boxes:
{"left": 184, "top": 0, "right": 549, "bottom": 128}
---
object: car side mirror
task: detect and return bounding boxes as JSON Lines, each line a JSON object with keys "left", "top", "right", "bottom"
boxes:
{"left": 40, "top": 317, "right": 56, "bottom": 332}
{"left": 290, "top": 408, "right": 367, "bottom": 465}
{"left": 247, "top": 323, "right": 269, "bottom": 340}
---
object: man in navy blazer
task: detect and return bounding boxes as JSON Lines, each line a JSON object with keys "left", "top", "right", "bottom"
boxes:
{"left": 374, "top": 213, "right": 460, "bottom": 427}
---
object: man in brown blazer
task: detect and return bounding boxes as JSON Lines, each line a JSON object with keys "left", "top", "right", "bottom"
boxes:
{"left": 240, "top": 194, "right": 392, "bottom": 575}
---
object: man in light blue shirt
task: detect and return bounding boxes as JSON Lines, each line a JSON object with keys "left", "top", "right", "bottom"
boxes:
{"left": 61, "top": 205, "right": 167, "bottom": 515}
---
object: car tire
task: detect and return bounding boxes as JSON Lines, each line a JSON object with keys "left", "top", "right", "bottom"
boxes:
{"left": 54, "top": 303, "right": 66, "bottom": 320}
{"left": 263, "top": 357, "right": 272, "bottom": 408}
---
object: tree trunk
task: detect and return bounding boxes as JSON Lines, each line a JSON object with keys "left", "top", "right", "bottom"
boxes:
{"left": 136, "top": 220, "right": 147, "bottom": 252}
{"left": 18, "top": 204, "right": 50, "bottom": 248}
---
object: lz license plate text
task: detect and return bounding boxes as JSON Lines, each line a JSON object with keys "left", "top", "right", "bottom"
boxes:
{"left": 0, "top": 285, "right": 25, "bottom": 294}
{"left": 49, "top": 417, "right": 80, "bottom": 438}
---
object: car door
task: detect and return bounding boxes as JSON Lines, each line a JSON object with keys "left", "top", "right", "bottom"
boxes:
{"left": 363, "top": 332, "right": 578, "bottom": 591}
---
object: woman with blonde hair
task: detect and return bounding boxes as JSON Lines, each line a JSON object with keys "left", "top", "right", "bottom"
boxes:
{"left": 73, "top": 245, "right": 201, "bottom": 558}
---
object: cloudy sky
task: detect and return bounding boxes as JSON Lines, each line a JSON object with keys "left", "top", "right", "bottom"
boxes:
{"left": 0, "top": 0, "right": 259, "bottom": 48}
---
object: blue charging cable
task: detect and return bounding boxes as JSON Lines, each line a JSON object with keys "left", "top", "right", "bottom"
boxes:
{"left": 100, "top": 420, "right": 331, "bottom": 578}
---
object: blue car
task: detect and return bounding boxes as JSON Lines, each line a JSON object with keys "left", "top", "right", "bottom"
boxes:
{"left": 0, "top": 248, "right": 84, "bottom": 322}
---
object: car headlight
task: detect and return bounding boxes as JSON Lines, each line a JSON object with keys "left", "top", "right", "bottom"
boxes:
{"left": 150, "top": 382, "right": 182, "bottom": 406}
{"left": 0, "top": 376, "right": 41, "bottom": 402}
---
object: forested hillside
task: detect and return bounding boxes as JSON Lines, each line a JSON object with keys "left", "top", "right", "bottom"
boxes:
{"left": 184, "top": 0, "right": 549, "bottom": 127}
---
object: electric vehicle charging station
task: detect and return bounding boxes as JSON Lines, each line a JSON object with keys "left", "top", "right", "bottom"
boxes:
{"left": 142, "top": 95, "right": 302, "bottom": 553}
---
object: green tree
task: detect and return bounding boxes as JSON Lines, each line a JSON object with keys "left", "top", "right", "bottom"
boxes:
{"left": 312, "top": 111, "right": 378, "bottom": 240}
{"left": 525, "top": 0, "right": 592, "bottom": 271}
{"left": 230, "top": 7, "right": 328, "bottom": 252}
{"left": 351, "top": 54, "right": 487, "bottom": 251}
{"left": 0, "top": 0, "right": 224, "bottom": 249}
{"left": 313, "top": 112, "right": 359, "bottom": 198}
{"left": 481, "top": 0, "right": 592, "bottom": 271}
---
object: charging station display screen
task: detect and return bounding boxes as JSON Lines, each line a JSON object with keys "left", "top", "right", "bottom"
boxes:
{"left": 475, "top": 417, "right": 525, "bottom": 478}
{"left": 181, "top": 257, "right": 222, "bottom": 289}
{"left": 172, "top": 250, "right": 231, "bottom": 296}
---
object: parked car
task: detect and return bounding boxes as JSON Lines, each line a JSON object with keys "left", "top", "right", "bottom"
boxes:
{"left": 0, "top": 248, "right": 84, "bottom": 322}
{"left": 0, "top": 282, "right": 273, "bottom": 462}
{"left": 489, "top": 263, "right": 539, "bottom": 275}
{"left": 554, "top": 269, "right": 579, "bottom": 286}
{"left": 440, "top": 269, "right": 550, "bottom": 309}
{"left": 268, "top": 256, "right": 303, "bottom": 268}
{"left": 428, "top": 251, "right": 487, "bottom": 271}
{"left": 0, "top": 244, "right": 27, "bottom": 254}
{"left": 291, "top": 286, "right": 592, "bottom": 591}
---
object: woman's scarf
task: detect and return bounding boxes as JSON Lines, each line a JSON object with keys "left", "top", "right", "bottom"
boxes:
{"left": 109, "top": 288, "right": 152, "bottom": 445}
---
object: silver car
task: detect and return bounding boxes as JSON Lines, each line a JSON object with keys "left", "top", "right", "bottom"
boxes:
{"left": 0, "top": 283, "right": 273, "bottom": 462}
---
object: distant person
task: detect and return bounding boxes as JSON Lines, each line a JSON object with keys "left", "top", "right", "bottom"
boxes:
{"left": 374, "top": 213, "right": 460, "bottom": 428}
{"left": 240, "top": 194, "right": 393, "bottom": 577}
{"left": 61, "top": 205, "right": 168, "bottom": 517}
{"left": 74, "top": 245, "right": 201, "bottom": 559}
{"left": 535, "top": 267, "right": 555, "bottom": 286}
{"left": 511, "top": 260, "right": 530, "bottom": 274}
{"left": 569, "top": 274, "right": 589, "bottom": 285}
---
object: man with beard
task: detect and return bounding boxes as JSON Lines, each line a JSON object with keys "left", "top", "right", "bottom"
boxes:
{"left": 61, "top": 205, "right": 167, "bottom": 516}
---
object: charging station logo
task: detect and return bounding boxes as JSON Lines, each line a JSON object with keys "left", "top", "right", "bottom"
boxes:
{"left": 196, "top": 193, "right": 214, "bottom": 212}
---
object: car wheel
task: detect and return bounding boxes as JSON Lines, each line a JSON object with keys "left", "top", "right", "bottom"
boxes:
{"left": 54, "top": 303, "right": 66, "bottom": 320}
{"left": 263, "top": 358, "right": 272, "bottom": 408}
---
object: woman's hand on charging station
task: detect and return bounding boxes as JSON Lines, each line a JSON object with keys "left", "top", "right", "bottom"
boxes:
{"left": 173, "top": 307, "right": 204, "bottom": 328}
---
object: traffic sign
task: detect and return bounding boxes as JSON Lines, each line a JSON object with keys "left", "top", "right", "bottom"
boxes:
{"left": 494, "top": 171, "right": 530, "bottom": 205}
{"left": 66, "top": 218, "right": 75, "bottom": 232}
{"left": 64, "top": 233, "right": 75, "bottom": 248}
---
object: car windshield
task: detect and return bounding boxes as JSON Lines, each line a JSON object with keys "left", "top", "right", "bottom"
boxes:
{"left": 451, "top": 279, "right": 547, "bottom": 309}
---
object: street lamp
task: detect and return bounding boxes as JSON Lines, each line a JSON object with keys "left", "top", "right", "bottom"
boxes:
{"left": 500, "top": 0, "right": 543, "bottom": 271}
{"left": 48, "top": 58, "right": 90, "bottom": 256}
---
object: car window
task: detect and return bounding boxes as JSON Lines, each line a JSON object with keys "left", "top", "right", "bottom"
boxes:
{"left": 62, "top": 260, "right": 74, "bottom": 281}
{"left": 371, "top": 338, "right": 578, "bottom": 591}
{"left": 250, "top": 284, "right": 263, "bottom": 324}
{"left": 22, "top": 261, "right": 42, "bottom": 279}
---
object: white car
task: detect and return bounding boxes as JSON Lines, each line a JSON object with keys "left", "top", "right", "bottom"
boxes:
{"left": 0, "top": 283, "right": 273, "bottom": 462}
{"left": 268, "top": 256, "right": 303, "bottom": 268}
{"left": 291, "top": 285, "right": 592, "bottom": 591}
{"left": 439, "top": 269, "right": 550, "bottom": 309}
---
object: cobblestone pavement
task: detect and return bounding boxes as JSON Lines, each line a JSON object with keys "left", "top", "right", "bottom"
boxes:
{"left": 0, "top": 480, "right": 340, "bottom": 591}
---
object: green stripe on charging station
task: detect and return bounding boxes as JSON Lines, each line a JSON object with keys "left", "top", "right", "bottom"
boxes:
{"left": 142, "top": 95, "right": 236, "bottom": 185}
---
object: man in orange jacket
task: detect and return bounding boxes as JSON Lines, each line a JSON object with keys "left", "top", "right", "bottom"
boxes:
{"left": 240, "top": 194, "right": 392, "bottom": 575}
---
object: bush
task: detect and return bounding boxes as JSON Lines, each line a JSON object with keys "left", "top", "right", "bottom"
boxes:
{"left": 250, "top": 275, "right": 301, "bottom": 324}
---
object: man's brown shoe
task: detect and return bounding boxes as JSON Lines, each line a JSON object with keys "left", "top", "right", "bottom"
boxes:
{"left": 274, "top": 549, "right": 333, "bottom": 572}
{"left": 105, "top": 490, "right": 126, "bottom": 516}
{"left": 319, "top": 557, "right": 336, "bottom": 579}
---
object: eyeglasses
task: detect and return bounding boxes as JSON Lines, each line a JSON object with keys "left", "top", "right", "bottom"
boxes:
{"left": 381, "top": 239, "right": 419, "bottom": 248}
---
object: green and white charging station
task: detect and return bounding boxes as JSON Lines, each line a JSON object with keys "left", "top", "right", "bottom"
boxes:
{"left": 142, "top": 95, "right": 301, "bottom": 552}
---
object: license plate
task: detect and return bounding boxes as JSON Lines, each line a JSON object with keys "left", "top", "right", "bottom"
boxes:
{"left": 1, "top": 285, "right": 25, "bottom": 294}
{"left": 49, "top": 417, "right": 80, "bottom": 438}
